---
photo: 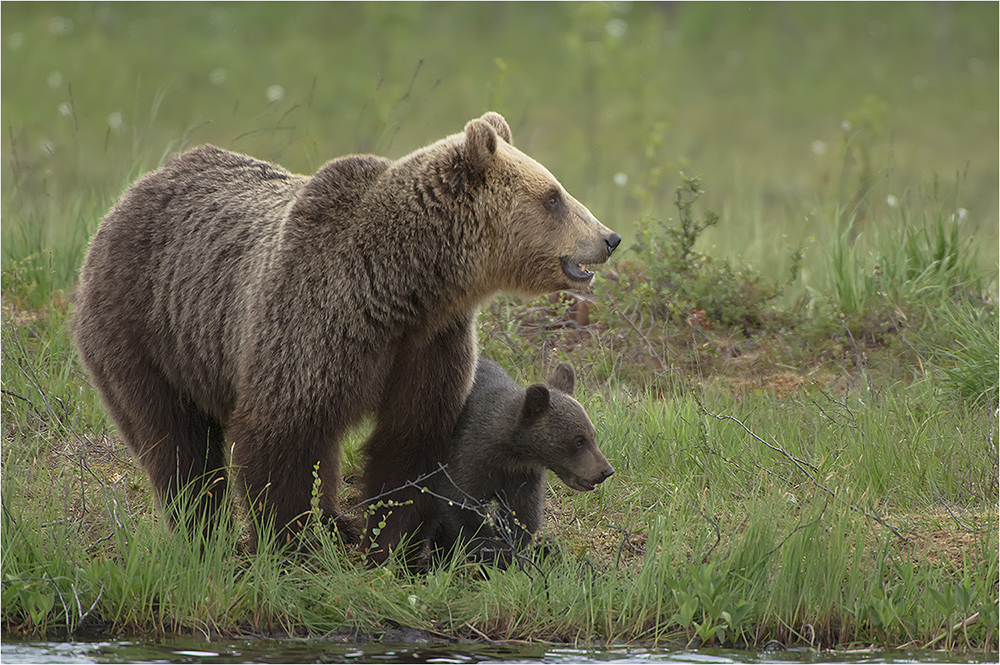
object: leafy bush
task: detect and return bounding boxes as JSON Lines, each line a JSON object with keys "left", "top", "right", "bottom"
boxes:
{"left": 932, "top": 302, "right": 999, "bottom": 409}
{"left": 597, "top": 174, "right": 799, "bottom": 331}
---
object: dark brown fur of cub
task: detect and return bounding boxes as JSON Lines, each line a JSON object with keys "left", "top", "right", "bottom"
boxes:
{"left": 433, "top": 358, "right": 613, "bottom": 567}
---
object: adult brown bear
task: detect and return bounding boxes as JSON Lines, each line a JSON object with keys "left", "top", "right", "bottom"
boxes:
{"left": 72, "top": 112, "right": 620, "bottom": 562}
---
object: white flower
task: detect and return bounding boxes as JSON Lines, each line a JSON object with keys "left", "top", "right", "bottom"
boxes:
{"left": 606, "top": 18, "right": 627, "bottom": 39}
{"left": 886, "top": 195, "right": 899, "bottom": 208}
{"left": 867, "top": 21, "right": 887, "bottom": 39}
{"left": 107, "top": 111, "right": 124, "bottom": 134}
{"left": 266, "top": 85, "right": 285, "bottom": 103}
{"left": 6, "top": 32, "right": 25, "bottom": 50}
{"left": 810, "top": 140, "right": 827, "bottom": 156}
{"left": 841, "top": 120, "right": 852, "bottom": 132}
{"left": 48, "top": 17, "right": 74, "bottom": 36}
{"left": 58, "top": 102, "right": 72, "bottom": 117}
{"left": 613, "top": 172, "right": 628, "bottom": 187}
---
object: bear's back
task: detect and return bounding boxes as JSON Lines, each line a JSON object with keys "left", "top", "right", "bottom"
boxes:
{"left": 75, "top": 146, "right": 334, "bottom": 420}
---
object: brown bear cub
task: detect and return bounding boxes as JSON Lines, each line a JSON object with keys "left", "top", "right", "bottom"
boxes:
{"left": 72, "top": 112, "right": 620, "bottom": 561}
{"left": 432, "top": 358, "right": 613, "bottom": 567}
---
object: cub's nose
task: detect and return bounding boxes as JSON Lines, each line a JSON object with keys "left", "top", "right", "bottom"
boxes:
{"left": 598, "top": 465, "right": 615, "bottom": 483}
{"left": 606, "top": 234, "right": 622, "bottom": 256}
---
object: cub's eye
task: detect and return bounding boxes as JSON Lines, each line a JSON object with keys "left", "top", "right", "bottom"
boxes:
{"left": 574, "top": 437, "right": 585, "bottom": 450}
{"left": 544, "top": 191, "right": 562, "bottom": 212}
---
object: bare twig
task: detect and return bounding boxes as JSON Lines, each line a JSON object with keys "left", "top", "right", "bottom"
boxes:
{"left": 686, "top": 499, "right": 721, "bottom": 559}
{"left": 938, "top": 501, "right": 978, "bottom": 534}
{"left": 609, "top": 299, "right": 672, "bottom": 371}
{"left": 811, "top": 389, "right": 865, "bottom": 438}
{"left": 886, "top": 311, "right": 926, "bottom": 374}
{"left": 696, "top": 398, "right": 903, "bottom": 539}
{"left": 463, "top": 620, "right": 495, "bottom": 643}
{"left": 923, "top": 612, "right": 980, "bottom": 648}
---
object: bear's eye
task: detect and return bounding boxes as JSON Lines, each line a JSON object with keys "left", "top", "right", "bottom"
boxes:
{"left": 544, "top": 191, "right": 562, "bottom": 213}
{"left": 574, "top": 437, "right": 585, "bottom": 450}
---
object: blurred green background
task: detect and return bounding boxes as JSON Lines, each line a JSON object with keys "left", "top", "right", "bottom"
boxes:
{"left": 2, "top": 1, "right": 997, "bottom": 299}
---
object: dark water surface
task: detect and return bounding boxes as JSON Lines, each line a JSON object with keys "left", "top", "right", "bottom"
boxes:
{"left": 0, "top": 638, "right": 990, "bottom": 665}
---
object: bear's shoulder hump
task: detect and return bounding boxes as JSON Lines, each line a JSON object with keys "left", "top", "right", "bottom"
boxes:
{"left": 296, "top": 154, "right": 391, "bottom": 210}
{"left": 164, "top": 144, "right": 296, "bottom": 183}
{"left": 314, "top": 154, "right": 391, "bottom": 189}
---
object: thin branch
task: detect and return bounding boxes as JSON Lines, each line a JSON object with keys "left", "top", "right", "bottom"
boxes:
{"left": 609, "top": 299, "right": 673, "bottom": 371}
{"left": 696, "top": 398, "right": 903, "bottom": 540}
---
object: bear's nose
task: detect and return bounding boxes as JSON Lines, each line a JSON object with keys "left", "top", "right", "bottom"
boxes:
{"left": 606, "top": 234, "right": 621, "bottom": 256}
{"left": 599, "top": 465, "right": 614, "bottom": 482}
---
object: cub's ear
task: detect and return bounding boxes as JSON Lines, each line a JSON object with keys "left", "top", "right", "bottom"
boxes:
{"left": 547, "top": 362, "right": 575, "bottom": 396}
{"left": 480, "top": 111, "right": 512, "bottom": 145}
{"left": 522, "top": 384, "right": 551, "bottom": 421}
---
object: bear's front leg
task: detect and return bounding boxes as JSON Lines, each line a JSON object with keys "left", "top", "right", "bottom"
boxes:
{"left": 229, "top": 400, "right": 344, "bottom": 553}
{"left": 361, "top": 315, "right": 476, "bottom": 566}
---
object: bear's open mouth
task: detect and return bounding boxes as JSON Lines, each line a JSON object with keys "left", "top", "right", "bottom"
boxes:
{"left": 567, "top": 475, "right": 597, "bottom": 492}
{"left": 561, "top": 257, "right": 593, "bottom": 282}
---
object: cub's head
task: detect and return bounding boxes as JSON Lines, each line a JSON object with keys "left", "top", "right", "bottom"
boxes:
{"left": 517, "top": 362, "right": 614, "bottom": 492}
{"left": 459, "top": 112, "right": 621, "bottom": 296}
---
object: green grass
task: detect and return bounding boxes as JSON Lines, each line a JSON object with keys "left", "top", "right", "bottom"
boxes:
{"left": 3, "top": 348, "right": 996, "bottom": 647}
{"left": 1, "top": 1, "right": 997, "bottom": 654}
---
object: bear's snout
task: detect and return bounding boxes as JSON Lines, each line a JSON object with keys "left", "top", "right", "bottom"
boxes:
{"left": 606, "top": 234, "right": 621, "bottom": 257}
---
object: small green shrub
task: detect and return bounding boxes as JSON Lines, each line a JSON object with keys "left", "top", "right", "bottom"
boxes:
{"left": 931, "top": 302, "right": 999, "bottom": 409}
{"left": 597, "top": 175, "right": 798, "bottom": 331}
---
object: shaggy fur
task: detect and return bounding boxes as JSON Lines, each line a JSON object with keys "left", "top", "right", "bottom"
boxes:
{"left": 72, "top": 112, "right": 621, "bottom": 560}
{"left": 433, "top": 358, "right": 613, "bottom": 566}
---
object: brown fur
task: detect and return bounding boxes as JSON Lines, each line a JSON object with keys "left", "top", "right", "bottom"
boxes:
{"left": 433, "top": 358, "right": 613, "bottom": 567}
{"left": 71, "top": 112, "right": 620, "bottom": 560}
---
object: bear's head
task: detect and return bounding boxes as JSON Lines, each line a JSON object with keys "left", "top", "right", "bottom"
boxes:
{"left": 517, "top": 362, "right": 614, "bottom": 492}
{"left": 456, "top": 112, "right": 622, "bottom": 296}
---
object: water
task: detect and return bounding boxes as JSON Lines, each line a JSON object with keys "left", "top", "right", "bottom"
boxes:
{"left": 0, "top": 638, "right": 990, "bottom": 665}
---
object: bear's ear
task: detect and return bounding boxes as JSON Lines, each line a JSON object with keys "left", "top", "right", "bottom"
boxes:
{"left": 464, "top": 117, "right": 500, "bottom": 174}
{"left": 480, "top": 111, "right": 512, "bottom": 145}
{"left": 548, "top": 363, "right": 575, "bottom": 396}
{"left": 522, "top": 384, "right": 551, "bottom": 421}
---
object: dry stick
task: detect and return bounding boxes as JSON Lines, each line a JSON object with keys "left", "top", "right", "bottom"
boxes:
{"left": 842, "top": 320, "right": 865, "bottom": 370}
{"left": 939, "top": 500, "right": 978, "bottom": 534}
{"left": 44, "top": 574, "right": 72, "bottom": 636}
{"left": 327, "top": 465, "right": 543, "bottom": 573}
{"left": 886, "top": 311, "right": 926, "bottom": 374}
{"left": 685, "top": 499, "right": 721, "bottom": 559}
{"left": 695, "top": 396, "right": 819, "bottom": 475}
{"left": 923, "top": 612, "right": 980, "bottom": 649}
{"left": 610, "top": 300, "right": 671, "bottom": 372}
{"left": 463, "top": 620, "right": 495, "bottom": 643}
{"left": 4, "top": 316, "right": 132, "bottom": 548}
{"left": 695, "top": 397, "right": 904, "bottom": 540}
{"left": 812, "top": 389, "right": 865, "bottom": 436}
{"left": 0, "top": 388, "right": 48, "bottom": 423}
{"left": 77, "top": 583, "right": 104, "bottom": 627}
{"left": 761, "top": 498, "right": 830, "bottom": 560}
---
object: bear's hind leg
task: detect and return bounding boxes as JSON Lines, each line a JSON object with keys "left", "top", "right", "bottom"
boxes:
{"left": 228, "top": 408, "right": 345, "bottom": 552}
{"left": 87, "top": 359, "right": 229, "bottom": 539}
